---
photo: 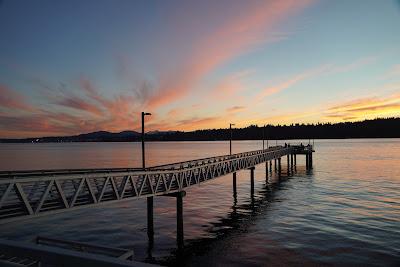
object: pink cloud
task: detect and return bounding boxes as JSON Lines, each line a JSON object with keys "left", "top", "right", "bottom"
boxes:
{"left": 1, "top": 78, "right": 144, "bottom": 138}
{"left": 0, "top": 84, "right": 35, "bottom": 112}
{"left": 253, "top": 56, "right": 377, "bottom": 103}
{"left": 0, "top": 113, "right": 81, "bottom": 138}
{"left": 256, "top": 64, "right": 331, "bottom": 101}
{"left": 210, "top": 70, "right": 252, "bottom": 101}
{"left": 147, "top": 0, "right": 314, "bottom": 109}
{"left": 167, "top": 108, "right": 183, "bottom": 117}
{"left": 77, "top": 78, "right": 140, "bottom": 131}
{"left": 329, "top": 57, "right": 376, "bottom": 74}
{"left": 56, "top": 95, "right": 104, "bottom": 116}
{"left": 226, "top": 106, "right": 246, "bottom": 113}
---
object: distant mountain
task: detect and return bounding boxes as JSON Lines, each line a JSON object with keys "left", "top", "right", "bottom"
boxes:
{"left": 76, "top": 130, "right": 141, "bottom": 140}
{"left": 0, "top": 117, "right": 399, "bottom": 143}
{"left": 147, "top": 130, "right": 179, "bottom": 135}
{"left": 73, "top": 130, "right": 142, "bottom": 141}
{"left": 0, "top": 130, "right": 142, "bottom": 143}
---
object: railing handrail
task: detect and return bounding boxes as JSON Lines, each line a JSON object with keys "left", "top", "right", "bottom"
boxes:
{"left": 0, "top": 146, "right": 292, "bottom": 180}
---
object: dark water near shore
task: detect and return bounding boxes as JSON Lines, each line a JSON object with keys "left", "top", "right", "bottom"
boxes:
{"left": 0, "top": 139, "right": 399, "bottom": 266}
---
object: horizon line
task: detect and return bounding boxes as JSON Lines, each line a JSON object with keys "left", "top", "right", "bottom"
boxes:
{"left": 1, "top": 116, "right": 398, "bottom": 140}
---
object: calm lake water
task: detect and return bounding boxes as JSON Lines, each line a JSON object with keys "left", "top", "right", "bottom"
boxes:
{"left": 0, "top": 139, "right": 399, "bottom": 266}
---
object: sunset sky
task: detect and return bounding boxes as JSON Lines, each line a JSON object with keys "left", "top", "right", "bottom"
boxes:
{"left": 0, "top": 0, "right": 399, "bottom": 138}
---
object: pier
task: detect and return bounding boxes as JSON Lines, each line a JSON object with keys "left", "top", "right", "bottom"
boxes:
{"left": 0, "top": 144, "right": 314, "bottom": 266}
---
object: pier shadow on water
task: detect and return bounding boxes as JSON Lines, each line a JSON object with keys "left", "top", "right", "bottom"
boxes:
{"left": 155, "top": 168, "right": 313, "bottom": 266}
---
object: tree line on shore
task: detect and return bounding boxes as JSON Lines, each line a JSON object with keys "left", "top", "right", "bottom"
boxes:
{"left": 160, "top": 117, "right": 400, "bottom": 141}
{"left": 1, "top": 117, "right": 399, "bottom": 143}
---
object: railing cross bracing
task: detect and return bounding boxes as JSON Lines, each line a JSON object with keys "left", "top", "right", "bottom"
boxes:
{"left": 0, "top": 146, "right": 297, "bottom": 223}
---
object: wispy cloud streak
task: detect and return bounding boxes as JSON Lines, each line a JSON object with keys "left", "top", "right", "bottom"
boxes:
{"left": 324, "top": 93, "right": 400, "bottom": 121}
{"left": 0, "top": 85, "right": 35, "bottom": 112}
{"left": 147, "top": 0, "right": 314, "bottom": 109}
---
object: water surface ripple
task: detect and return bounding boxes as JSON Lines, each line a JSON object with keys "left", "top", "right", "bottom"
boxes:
{"left": 0, "top": 139, "right": 399, "bottom": 266}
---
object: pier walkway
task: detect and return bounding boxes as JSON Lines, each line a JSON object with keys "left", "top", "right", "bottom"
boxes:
{"left": 0, "top": 145, "right": 313, "bottom": 223}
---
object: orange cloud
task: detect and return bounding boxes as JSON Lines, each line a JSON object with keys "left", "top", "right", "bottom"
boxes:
{"left": 0, "top": 77, "right": 145, "bottom": 138}
{"left": 147, "top": 115, "right": 225, "bottom": 132}
{"left": 324, "top": 93, "right": 400, "bottom": 121}
{"left": 147, "top": 0, "right": 314, "bottom": 109}
{"left": 75, "top": 77, "right": 145, "bottom": 132}
{"left": 247, "top": 110, "right": 319, "bottom": 126}
{"left": 0, "top": 112, "right": 83, "bottom": 138}
{"left": 174, "top": 116, "right": 222, "bottom": 131}
{"left": 166, "top": 108, "right": 183, "bottom": 117}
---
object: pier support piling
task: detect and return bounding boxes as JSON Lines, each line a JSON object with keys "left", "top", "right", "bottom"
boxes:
{"left": 269, "top": 161, "right": 272, "bottom": 173}
{"left": 274, "top": 159, "right": 277, "bottom": 172}
{"left": 147, "top": 197, "right": 154, "bottom": 244}
{"left": 306, "top": 154, "right": 308, "bottom": 171}
{"left": 265, "top": 162, "right": 268, "bottom": 182}
{"left": 164, "top": 191, "right": 186, "bottom": 249}
{"left": 278, "top": 158, "right": 282, "bottom": 179}
{"left": 176, "top": 193, "right": 184, "bottom": 249}
{"left": 233, "top": 172, "right": 237, "bottom": 197}
{"left": 249, "top": 167, "right": 255, "bottom": 197}
{"left": 291, "top": 154, "right": 294, "bottom": 171}
{"left": 287, "top": 154, "right": 290, "bottom": 175}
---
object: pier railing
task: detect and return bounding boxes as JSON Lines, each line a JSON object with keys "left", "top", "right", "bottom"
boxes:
{"left": 0, "top": 146, "right": 296, "bottom": 223}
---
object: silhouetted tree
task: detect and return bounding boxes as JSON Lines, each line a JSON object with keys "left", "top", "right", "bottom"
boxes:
{"left": 1, "top": 118, "right": 399, "bottom": 143}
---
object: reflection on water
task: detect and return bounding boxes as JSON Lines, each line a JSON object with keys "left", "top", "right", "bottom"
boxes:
{"left": 0, "top": 139, "right": 399, "bottom": 266}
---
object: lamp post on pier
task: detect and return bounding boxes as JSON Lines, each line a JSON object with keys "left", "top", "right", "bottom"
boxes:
{"left": 230, "top": 123, "right": 235, "bottom": 155}
{"left": 142, "top": 112, "right": 151, "bottom": 169}
{"left": 230, "top": 123, "right": 237, "bottom": 198}
{"left": 262, "top": 125, "right": 265, "bottom": 151}
{"left": 141, "top": 112, "right": 153, "bottom": 244}
{"left": 263, "top": 125, "right": 267, "bottom": 181}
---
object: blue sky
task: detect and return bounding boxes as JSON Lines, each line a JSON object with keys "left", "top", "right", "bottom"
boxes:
{"left": 0, "top": 0, "right": 399, "bottom": 137}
